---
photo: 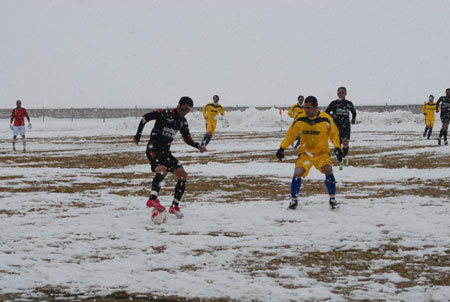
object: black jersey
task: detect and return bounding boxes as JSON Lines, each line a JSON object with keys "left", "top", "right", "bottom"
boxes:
{"left": 325, "top": 99, "right": 357, "bottom": 126}
{"left": 135, "top": 108, "right": 199, "bottom": 150}
{"left": 436, "top": 96, "right": 450, "bottom": 115}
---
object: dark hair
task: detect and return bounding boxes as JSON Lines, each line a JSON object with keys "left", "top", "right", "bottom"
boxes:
{"left": 297, "top": 95, "right": 304, "bottom": 100}
{"left": 304, "top": 96, "right": 318, "bottom": 107}
{"left": 179, "top": 96, "right": 193, "bottom": 107}
{"left": 446, "top": 88, "right": 450, "bottom": 92}
{"left": 429, "top": 94, "right": 434, "bottom": 98}
{"left": 213, "top": 95, "right": 219, "bottom": 101}
{"left": 338, "top": 87, "right": 347, "bottom": 93}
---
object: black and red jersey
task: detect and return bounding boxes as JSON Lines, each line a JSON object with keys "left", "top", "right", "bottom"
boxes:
{"left": 436, "top": 96, "right": 450, "bottom": 116}
{"left": 325, "top": 99, "right": 356, "bottom": 127}
{"left": 135, "top": 108, "right": 199, "bottom": 151}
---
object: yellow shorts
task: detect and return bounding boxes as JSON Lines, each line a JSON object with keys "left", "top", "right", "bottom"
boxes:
{"left": 295, "top": 152, "right": 332, "bottom": 178}
{"left": 425, "top": 119, "right": 434, "bottom": 128}
{"left": 205, "top": 119, "right": 218, "bottom": 134}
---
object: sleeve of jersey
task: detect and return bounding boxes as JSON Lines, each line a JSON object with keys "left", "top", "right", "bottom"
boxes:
{"left": 325, "top": 103, "right": 333, "bottom": 115}
{"left": 202, "top": 105, "right": 208, "bottom": 118}
{"left": 350, "top": 103, "right": 356, "bottom": 120}
{"left": 181, "top": 125, "right": 200, "bottom": 149}
{"left": 221, "top": 106, "right": 225, "bottom": 116}
{"left": 134, "top": 111, "right": 158, "bottom": 142}
{"left": 280, "top": 121, "right": 299, "bottom": 149}
{"left": 287, "top": 105, "right": 295, "bottom": 118}
{"left": 422, "top": 104, "right": 426, "bottom": 113}
{"left": 328, "top": 118, "right": 341, "bottom": 148}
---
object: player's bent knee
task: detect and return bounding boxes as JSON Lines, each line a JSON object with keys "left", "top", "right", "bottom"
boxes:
{"left": 321, "top": 165, "right": 333, "bottom": 175}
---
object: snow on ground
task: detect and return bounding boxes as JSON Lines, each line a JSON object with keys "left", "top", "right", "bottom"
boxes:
{"left": 0, "top": 109, "right": 449, "bottom": 301}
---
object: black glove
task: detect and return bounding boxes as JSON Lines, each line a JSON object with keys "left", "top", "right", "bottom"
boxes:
{"left": 334, "top": 148, "right": 343, "bottom": 163}
{"left": 351, "top": 119, "right": 356, "bottom": 125}
{"left": 276, "top": 148, "right": 285, "bottom": 161}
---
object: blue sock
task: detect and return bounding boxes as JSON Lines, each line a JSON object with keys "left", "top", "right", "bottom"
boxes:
{"left": 203, "top": 133, "right": 211, "bottom": 146}
{"left": 291, "top": 176, "right": 302, "bottom": 199}
{"left": 325, "top": 174, "right": 336, "bottom": 196}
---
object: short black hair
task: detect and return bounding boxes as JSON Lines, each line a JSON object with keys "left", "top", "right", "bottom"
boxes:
{"left": 304, "top": 96, "right": 318, "bottom": 107}
{"left": 179, "top": 96, "right": 193, "bottom": 107}
{"left": 446, "top": 88, "right": 450, "bottom": 92}
{"left": 297, "top": 95, "right": 304, "bottom": 100}
{"left": 338, "top": 87, "right": 347, "bottom": 93}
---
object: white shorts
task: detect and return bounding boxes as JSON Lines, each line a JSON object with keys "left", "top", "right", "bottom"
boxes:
{"left": 13, "top": 126, "right": 26, "bottom": 136}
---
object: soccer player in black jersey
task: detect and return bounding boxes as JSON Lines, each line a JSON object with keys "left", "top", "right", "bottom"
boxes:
{"left": 325, "top": 87, "right": 357, "bottom": 166}
{"left": 133, "top": 97, "right": 206, "bottom": 218}
{"left": 436, "top": 88, "right": 450, "bottom": 145}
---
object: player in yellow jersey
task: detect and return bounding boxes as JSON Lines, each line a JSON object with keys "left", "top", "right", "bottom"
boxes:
{"left": 201, "top": 95, "right": 225, "bottom": 146}
{"left": 287, "top": 95, "right": 305, "bottom": 149}
{"left": 288, "top": 95, "right": 305, "bottom": 118}
{"left": 422, "top": 95, "right": 438, "bottom": 139}
{"left": 276, "top": 96, "right": 343, "bottom": 210}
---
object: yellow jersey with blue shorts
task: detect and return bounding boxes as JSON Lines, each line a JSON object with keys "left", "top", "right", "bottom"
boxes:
{"left": 280, "top": 111, "right": 341, "bottom": 178}
{"left": 202, "top": 102, "right": 225, "bottom": 134}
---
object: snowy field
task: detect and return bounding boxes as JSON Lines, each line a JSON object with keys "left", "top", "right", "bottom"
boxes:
{"left": 0, "top": 108, "right": 449, "bottom": 302}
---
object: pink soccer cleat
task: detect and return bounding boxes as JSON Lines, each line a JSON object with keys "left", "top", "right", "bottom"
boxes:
{"left": 146, "top": 198, "right": 166, "bottom": 212}
{"left": 169, "top": 204, "right": 184, "bottom": 219}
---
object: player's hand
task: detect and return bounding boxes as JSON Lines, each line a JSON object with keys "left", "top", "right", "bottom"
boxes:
{"left": 276, "top": 148, "right": 285, "bottom": 161}
{"left": 28, "top": 123, "right": 32, "bottom": 129}
{"left": 334, "top": 148, "right": 343, "bottom": 163}
{"left": 351, "top": 119, "right": 356, "bottom": 125}
{"left": 132, "top": 137, "right": 139, "bottom": 145}
{"left": 10, "top": 124, "right": 13, "bottom": 130}
{"left": 198, "top": 145, "right": 206, "bottom": 153}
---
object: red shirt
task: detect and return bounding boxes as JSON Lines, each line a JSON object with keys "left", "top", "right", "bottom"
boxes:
{"left": 11, "top": 107, "right": 29, "bottom": 126}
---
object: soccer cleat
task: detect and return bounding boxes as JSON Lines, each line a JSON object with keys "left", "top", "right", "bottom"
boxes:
{"left": 445, "top": 141, "right": 449, "bottom": 146}
{"left": 423, "top": 132, "right": 426, "bottom": 137}
{"left": 146, "top": 198, "right": 166, "bottom": 212}
{"left": 287, "top": 199, "right": 298, "bottom": 210}
{"left": 329, "top": 197, "right": 338, "bottom": 210}
{"left": 169, "top": 204, "right": 184, "bottom": 219}
{"left": 344, "top": 158, "right": 349, "bottom": 166}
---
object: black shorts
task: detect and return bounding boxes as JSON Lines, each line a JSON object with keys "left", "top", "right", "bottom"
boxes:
{"left": 337, "top": 123, "right": 351, "bottom": 142}
{"left": 146, "top": 147, "right": 182, "bottom": 173}
{"left": 441, "top": 112, "right": 450, "bottom": 124}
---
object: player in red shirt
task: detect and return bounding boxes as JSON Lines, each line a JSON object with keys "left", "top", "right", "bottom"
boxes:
{"left": 10, "top": 100, "right": 31, "bottom": 152}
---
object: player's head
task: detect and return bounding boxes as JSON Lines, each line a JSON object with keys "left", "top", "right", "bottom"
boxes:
{"left": 337, "top": 87, "right": 347, "bottom": 100}
{"left": 446, "top": 88, "right": 450, "bottom": 97}
{"left": 213, "top": 95, "right": 220, "bottom": 103}
{"left": 297, "top": 95, "right": 304, "bottom": 104}
{"left": 177, "top": 96, "right": 193, "bottom": 117}
{"left": 429, "top": 95, "right": 434, "bottom": 102}
{"left": 304, "top": 96, "right": 318, "bottom": 118}
{"left": 16, "top": 100, "right": 22, "bottom": 107}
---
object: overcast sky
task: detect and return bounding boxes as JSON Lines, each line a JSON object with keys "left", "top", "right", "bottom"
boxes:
{"left": 1, "top": 0, "right": 450, "bottom": 108}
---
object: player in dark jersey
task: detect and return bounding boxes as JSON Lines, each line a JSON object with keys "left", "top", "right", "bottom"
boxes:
{"left": 133, "top": 97, "right": 206, "bottom": 218}
{"left": 325, "top": 87, "right": 357, "bottom": 167}
{"left": 436, "top": 88, "right": 450, "bottom": 146}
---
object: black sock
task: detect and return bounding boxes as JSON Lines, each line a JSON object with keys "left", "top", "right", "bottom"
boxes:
{"left": 174, "top": 180, "right": 186, "bottom": 202}
{"left": 439, "top": 129, "right": 444, "bottom": 138}
{"left": 427, "top": 129, "right": 432, "bottom": 139}
{"left": 444, "top": 130, "right": 448, "bottom": 141}
{"left": 343, "top": 147, "right": 349, "bottom": 157}
{"left": 424, "top": 127, "right": 428, "bottom": 135}
{"left": 150, "top": 172, "right": 165, "bottom": 199}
